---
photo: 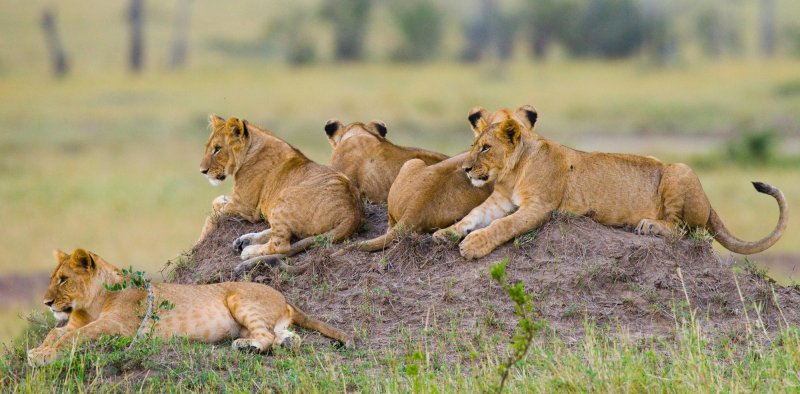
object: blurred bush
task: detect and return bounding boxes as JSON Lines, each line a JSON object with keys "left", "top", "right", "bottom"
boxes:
{"left": 267, "top": 11, "right": 317, "bottom": 66}
{"left": 726, "top": 129, "right": 779, "bottom": 165}
{"left": 390, "top": 0, "right": 443, "bottom": 62}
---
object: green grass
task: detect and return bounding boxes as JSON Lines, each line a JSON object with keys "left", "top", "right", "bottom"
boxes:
{"left": 3, "top": 310, "right": 799, "bottom": 392}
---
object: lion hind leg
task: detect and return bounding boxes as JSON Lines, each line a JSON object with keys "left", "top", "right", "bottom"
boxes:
{"left": 228, "top": 295, "right": 276, "bottom": 353}
{"left": 240, "top": 223, "right": 291, "bottom": 260}
{"left": 657, "top": 163, "right": 711, "bottom": 231}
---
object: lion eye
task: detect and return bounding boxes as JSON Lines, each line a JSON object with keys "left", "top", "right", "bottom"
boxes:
{"left": 59, "top": 276, "right": 67, "bottom": 285}
{"left": 480, "top": 144, "right": 491, "bottom": 153}
{"left": 213, "top": 146, "right": 221, "bottom": 155}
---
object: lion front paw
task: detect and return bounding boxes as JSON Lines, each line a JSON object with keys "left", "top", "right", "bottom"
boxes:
{"left": 211, "top": 195, "right": 230, "bottom": 213}
{"left": 459, "top": 230, "right": 495, "bottom": 259}
{"left": 27, "top": 346, "right": 56, "bottom": 367}
{"left": 233, "top": 236, "right": 251, "bottom": 253}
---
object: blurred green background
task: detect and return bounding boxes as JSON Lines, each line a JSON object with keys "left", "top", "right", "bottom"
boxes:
{"left": 1, "top": 0, "right": 799, "bottom": 343}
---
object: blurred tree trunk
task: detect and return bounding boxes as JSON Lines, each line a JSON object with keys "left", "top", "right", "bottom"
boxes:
{"left": 461, "top": 0, "right": 498, "bottom": 62}
{"left": 128, "top": 0, "right": 144, "bottom": 72}
{"left": 323, "top": 0, "right": 372, "bottom": 62}
{"left": 169, "top": 0, "right": 192, "bottom": 69}
{"left": 40, "top": 7, "right": 69, "bottom": 78}
{"left": 759, "top": 0, "right": 776, "bottom": 57}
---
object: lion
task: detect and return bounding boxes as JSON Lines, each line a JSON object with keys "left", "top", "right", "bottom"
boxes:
{"left": 198, "top": 115, "right": 362, "bottom": 268}
{"left": 325, "top": 119, "right": 449, "bottom": 203}
{"left": 353, "top": 111, "right": 504, "bottom": 252}
{"left": 433, "top": 105, "right": 789, "bottom": 259}
{"left": 27, "top": 248, "right": 352, "bottom": 366}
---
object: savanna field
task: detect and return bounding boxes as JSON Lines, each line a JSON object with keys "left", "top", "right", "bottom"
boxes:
{"left": 2, "top": 0, "right": 800, "bottom": 391}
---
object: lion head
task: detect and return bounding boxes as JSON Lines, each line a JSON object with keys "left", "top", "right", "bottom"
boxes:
{"left": 200, "top": 115, "right": 251, "bottom": 186}
{"left": 324, "top": 119, "right": 388, "bottom": 148}
{"left": 462, "top": 105, "right": 538, "bottom": 187}
{"left": 43, "top": 249, "right": 116, "bottom": 324}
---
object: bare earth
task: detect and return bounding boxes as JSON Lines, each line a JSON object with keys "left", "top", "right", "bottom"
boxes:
{"left": 169, "top": 203, "right": 800, "bottom": 349}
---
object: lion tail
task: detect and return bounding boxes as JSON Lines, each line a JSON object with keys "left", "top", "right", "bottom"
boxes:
{"left": 287, "top": 303, "right": 353, "bottom": 348}
{"left": 357, "top": 226, "right": 398, "bottom": 252}
{"left": 707, "top": 181, "right": 789, "bottom": 255}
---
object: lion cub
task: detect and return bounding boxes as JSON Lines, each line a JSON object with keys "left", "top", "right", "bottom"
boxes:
{"left": 198, "top": 115, "right": 362, "bottom": 264}
{"left": 325, "top": 119, "right": 448, "bottom": 203}
{"left": 27, "top": 248, "right": 352, "bottom": 366}
{"left": 434, "top": 105, "right": 788, "bottom": 259}
{"left": 355, "top": 110, "right": 505, "bottom": 251}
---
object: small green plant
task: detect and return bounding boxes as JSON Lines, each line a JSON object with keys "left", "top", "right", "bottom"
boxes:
{"left": 104, "top": 267, "right": 174, "bottom": 339}
{"left": 312, "top": 234, "right": 333, "bottom": 249}
{"left": 489, "top": 257, "right": 544, "bottom": 394}
{"left": 513, "top": 230, "right": 537, "bottom": 248}
{"left": 443, "top": 230, "right": 462, "bottom": 242}
{"left": 687, "top": 226, "right": 713, "bottom": 243}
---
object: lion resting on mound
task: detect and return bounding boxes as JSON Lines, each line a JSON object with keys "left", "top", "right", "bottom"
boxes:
{"left": 355, "top": 111, "right": 502, "bottom": 252}
{"left": 28, "top": 249, "right": 351, "bottom": 366}
{"left": 325, "top": 119, "right": 448, "bottom": 203}
{"left": 198, "top": 115, "right": 362, "bottom": 267}
{"left": 434, "top": 105, "right": 789, "bottom": 259}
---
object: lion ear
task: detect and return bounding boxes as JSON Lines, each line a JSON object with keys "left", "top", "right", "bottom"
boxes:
{"left": 515, "top": 105, "right": 538, "bottom": 130}
{"left": 324, "top": 119, "right": 342, "bottom": 138}
{"left": 496, "top": 119, "right": 521, "bottom": 146}
{"left": 467, "top": 107, "right": 490, "bottom": 138}
{"left": 70, "top": 248, "right": 95, "bottom": 271}
{"left": 225, "top": 117, "right": 249, "bottom": 141}
{"left": 209, "top": 114, "right": 225, "bottom": 128}
{"left": 53, "top": 249, "right": 69, "bottom": 262}
{"left": 366, "top": 120, "right": 388, "bottom": 138}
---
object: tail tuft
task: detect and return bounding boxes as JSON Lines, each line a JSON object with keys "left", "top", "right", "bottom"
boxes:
{"left": 263, "top": 255, "right": 282, "bottom": 268}
{"left": 752, "top": 181, "right": 771, "bottom": 194}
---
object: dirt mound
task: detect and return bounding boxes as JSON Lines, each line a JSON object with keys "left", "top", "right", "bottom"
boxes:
{"left": 168, "top": 203, "right": 800, "bottom": 349}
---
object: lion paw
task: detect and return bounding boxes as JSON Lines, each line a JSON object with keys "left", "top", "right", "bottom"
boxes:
{"left": 459, "top": 230, "right": 494, "bottom": 259}
{"left": 232, "top": 338, "right": 267, "bottom": 353}
{"left": 240, "top": 244, "right": 267, "bottom": 260}
{"left": 211, "top": 195, "right": 230, "bottom": 212}
{"left": 27, "top": 347, "right": 56, "bottom": 367}
{"left": 233, "top": 236, "right": 251, "bottom": 253}
{"left": 635, "top": 219, "right": 672, "bottom": 236}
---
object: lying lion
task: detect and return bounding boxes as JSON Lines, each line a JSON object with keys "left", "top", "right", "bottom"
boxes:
{"left": 434, "top": 105, "right": 789, "bottom": 259}
{"left": 355, "top": 110, "right": 503, "bottom": 252}
{"left": 27, "top": 248, "right": 352, "bottom": 366}
{"left": 198, "top": 115, "right": 362, "bottom": 267}
{"left": 325, "top": 119, "right": 448, "bottom": 203}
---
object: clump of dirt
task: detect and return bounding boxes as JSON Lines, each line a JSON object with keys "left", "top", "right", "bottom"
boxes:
{"left": 169, "top": 203, "right": 800, "bottom": 349}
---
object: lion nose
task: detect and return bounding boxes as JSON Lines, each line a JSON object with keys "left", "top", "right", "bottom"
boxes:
{"left": 43, "top": 299, "right": 54, "bottom": 307}
{"left": 200, "top": 168, "right": 209, "bottom": 175}
{"left": 463, "top": 167, "right": 472, "bottom": 173}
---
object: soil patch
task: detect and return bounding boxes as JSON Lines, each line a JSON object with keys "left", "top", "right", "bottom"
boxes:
{"left": 169, "top": 203, "right": 800, "bottom": 349}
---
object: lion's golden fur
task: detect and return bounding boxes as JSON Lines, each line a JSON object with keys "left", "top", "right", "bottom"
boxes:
{"left": 325, "top": 119, "right": 448, "bottom": 203}
{"left": 27, "top": 249, "right": 351, "bottom": 366}
{"left": 198, "top": 115, "right": 362, "bottom": 261}
{"left": 434, "top": 106, "right": 789, "bottom": 259}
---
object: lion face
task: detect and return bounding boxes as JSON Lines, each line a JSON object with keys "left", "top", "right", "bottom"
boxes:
{"left": 43, "top": 249, "right": 99, "bottom": 324}
{"left": 200, "top": 115, "right": 250, "bottom": 186}
{"left": 462, "top": 105, "right": 538, "bottom": 187}
{"left": 324, "top": 119, "right": 387, "bottom": 148}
